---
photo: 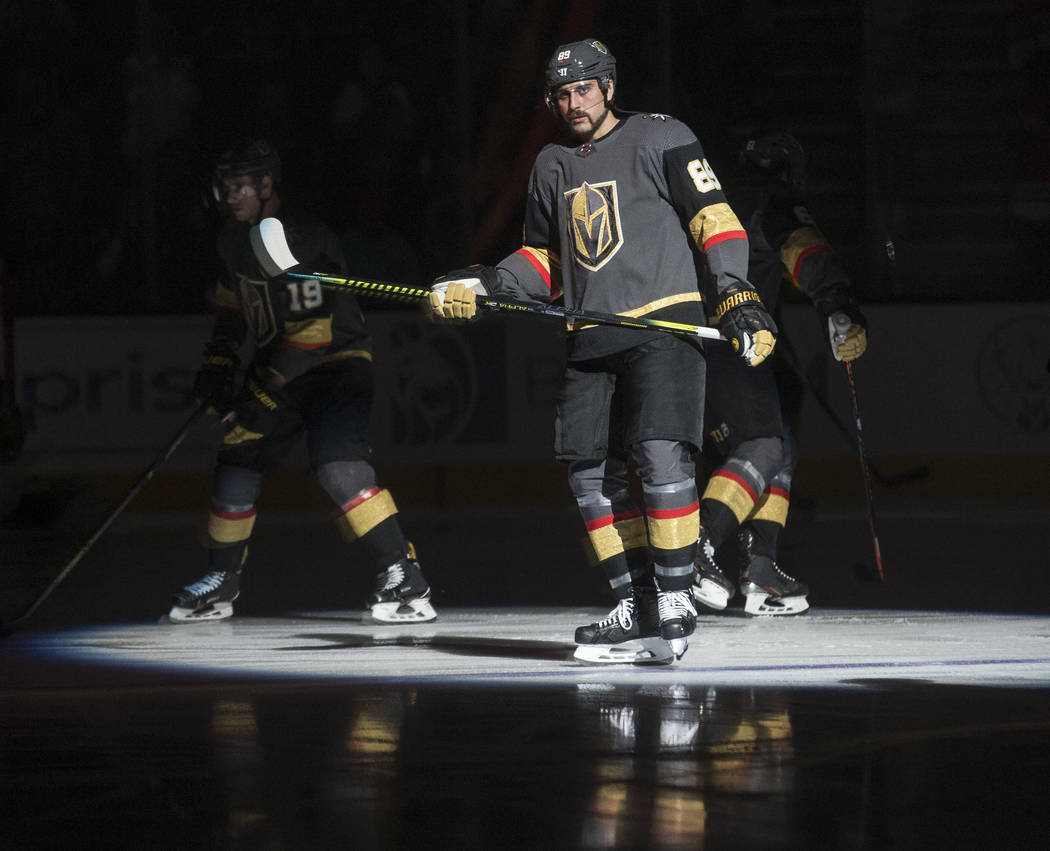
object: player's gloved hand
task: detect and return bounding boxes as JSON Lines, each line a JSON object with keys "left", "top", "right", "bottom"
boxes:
{"left": 716, "top": 284, "right": 777, "bottom": 367}
{"left": 426, "top": 265, "right": 498, "bottom": 322}
{"left": 193, "top": 341, "right": 240, "bottom": 412}
{"left": 227, "top": 369, "right": 286, "bottom": 438}
{"left": 827, "top": 305, "right": 868, "bottom": 362}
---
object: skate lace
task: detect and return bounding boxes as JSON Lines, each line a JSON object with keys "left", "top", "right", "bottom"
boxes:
{"left": 598, "top": 597, "right": 636, "bottom": 630}
{"left": 184, "top": 571, "right": 227, "bottom": 596}
{"left": 770, "top": 560, "right": 799, "bottom": 584}
{"left": 377, "top": 561, "right": 407, "bottom": 592}
{"left": 743, "top": 558, "right": 801, "bottom": 596}
{"left": 696, "top": 532, "right": 721, "bottom": 575}
{"left": 658, "top": 590, "right": 696, "bottom": 620}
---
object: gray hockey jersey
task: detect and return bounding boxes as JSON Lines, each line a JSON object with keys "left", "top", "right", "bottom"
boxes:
{"left": 493, "top": 112, "right": 752, "bottom": 361}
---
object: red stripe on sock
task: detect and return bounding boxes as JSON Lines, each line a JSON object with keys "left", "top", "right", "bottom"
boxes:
{"left": 341, "top": 486, "right": 381, "bottom": 513}
{"left": 585, "top": 507, "right": 642, "bottom": 531}
{"left": 212, "top": 507, "right": 256, "bottom": 521}
{"left": 646, "top": 501, "right": 699, "bottom": 520}
{"left": 713, "top": 469, "right": 758, "bottom": 502}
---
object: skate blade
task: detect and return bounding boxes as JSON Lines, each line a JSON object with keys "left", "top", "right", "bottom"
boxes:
{"left": 667, "top": 637, "right": 690, "bottom": 660}
{"left": 743, "top": 592, "right": 810, "bottom": 617}
{"left": 370, "top": 599, "right": 437, "bottom": 624}
{"left": 692, "top": 578, "right": 730, "bottom": 611}
{"left": 573, "top": 637, "right": 674, "bottom": 666}
{"left": 166, "top": 602, "right": 234, "bottom": 623}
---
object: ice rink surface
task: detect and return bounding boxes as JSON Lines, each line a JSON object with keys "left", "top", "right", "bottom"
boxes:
{"left": 3, "top": 497, "right": 1050, "bottom": 848}
{"left": 10, "top": 607, "right": 1050, "bottom": 689}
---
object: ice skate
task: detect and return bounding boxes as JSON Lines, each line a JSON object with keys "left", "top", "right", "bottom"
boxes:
{"left": 168, "top": 570, "right": 240, "bottom": 623}
{"left": 692, "top": 527, "right": 735, "bottom": 611}
{"left": 740, "top": 555, "right": 809, "bottom": 616}
{"left": 656, "top": 588, "right": 697, "bottom": 660}
{"left": 368, "top": 557, "right": 437, "bottom": 623}
{"left": 573, "top": 589, "right": 673, "bottom": 665}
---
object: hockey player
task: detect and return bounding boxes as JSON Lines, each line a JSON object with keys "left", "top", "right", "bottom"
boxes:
{"left": 168, "top": 139, "right": 436, "bottom": 624}
{"left": 693, "top": 129, "right": 868, "bottom": 616}
{"left": 426, "top": 40, "right": 776, "bottom": 662}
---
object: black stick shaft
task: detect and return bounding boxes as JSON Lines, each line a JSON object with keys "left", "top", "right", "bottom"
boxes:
{"left": 779, "top": 341, "right": 926, "bottom": 486}
{"left": 845, "top": 361, "right": 885, "bottom": 581}
{"left": 284, "top": 272, "right": 724, "bottom": 341}
{"left": 3, "top": 402, "right": 209, "bottom": 631}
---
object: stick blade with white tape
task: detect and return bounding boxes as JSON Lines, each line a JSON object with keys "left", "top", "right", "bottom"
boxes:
{"left": 250, "top": 217, "right": 301, "bottom": 277}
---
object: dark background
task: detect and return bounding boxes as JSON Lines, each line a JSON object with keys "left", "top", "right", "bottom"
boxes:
{"left": 3, "top": 0, "right": 1048, "bottom": 320}
{"left": 3, "top": 8, "right": 1049, "bottom": 846}
{"left": 1, "top": 0, "right": 1047, "bottom": 625}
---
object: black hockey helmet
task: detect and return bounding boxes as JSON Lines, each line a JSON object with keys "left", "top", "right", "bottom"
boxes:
{"left": 544, "top": 38, "right": 616, "bottom": 110}
{"left": 739, "top": 129, "right": 806, "bottom": 192}
{"left": 211, "top": 138, "right": 281, "bottom": 202}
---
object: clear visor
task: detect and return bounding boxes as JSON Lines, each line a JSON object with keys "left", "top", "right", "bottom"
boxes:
{"left": 212, "top": 176, "right": 260, "bottom": 203}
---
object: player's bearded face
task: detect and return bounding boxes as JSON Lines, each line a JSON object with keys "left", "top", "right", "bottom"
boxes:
{"left": 555, "top": 79, "right": 614, "bottom": 140}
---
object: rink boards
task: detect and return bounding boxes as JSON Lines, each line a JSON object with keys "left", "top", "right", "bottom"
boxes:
{"left": 11, "top": 607, "right": 1050, "bottom": 689}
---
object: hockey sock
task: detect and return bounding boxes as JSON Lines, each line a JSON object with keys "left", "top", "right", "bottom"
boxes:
{"left": 643, "top": 479, "right": 699, "bottom": 592}
{"left": 743, "top": 467, "right": 791, "bottom": 558}
{"left": 740, "top": 519, "right": 780, "bottom": 561}
{"left": 699, "top": 455, "right": 771, "bottom": 547}
{"left": 336, "top": 486, "right": 410, "bottom": 567}
{"left": 206, "top": 465, "right": 262, "bottom": 573}
{"left": 699, "top": 498, "right": 737, "bottom": 550}
{"left": 575, "top": 485, "right": 649, "bottom": 598}
{"left": 207, "top": 504, "right": 255, "bottom": 574}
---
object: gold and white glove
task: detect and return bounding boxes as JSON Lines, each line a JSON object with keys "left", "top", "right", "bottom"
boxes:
{"left": 426, "top": 265, "right": 497, "bottom": 322}
{"left": 828, "top": 307, "right": 868, "bottom": 362}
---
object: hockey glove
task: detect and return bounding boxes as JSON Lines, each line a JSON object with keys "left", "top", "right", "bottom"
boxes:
{"left": 716, "top": 285, "right": 778, "bottom": 367}
{"left": 228, "top": 370, "right": 286, "bottom": 439}
{"left": 426, "top": 265, "right": 499, "bottom": 322}
{"left": 827, "top": 305, "right": 868, "bottom": 362}
{"left": 194, "top": 341, "right": 240, "bottom": 412}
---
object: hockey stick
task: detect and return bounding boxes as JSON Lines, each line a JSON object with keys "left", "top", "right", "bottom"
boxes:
{"left": 0, "top": 401, "right": 210, "bottom": 636}
{"left": 777, "top": 339, "right": 928, "bottom": 487}
{"left": 250, "top": 217, "right": 726, "bottom": 342}
{"left": 844, "top": 360, "right": 885, "bottom": 583}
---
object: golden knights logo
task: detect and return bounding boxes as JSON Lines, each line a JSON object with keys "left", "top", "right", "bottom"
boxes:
{"left": 564, "top": 180, "right": 623, "bottom": 271}
{"left": 237, "top": 276, "right": 278, "bottom": 345}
